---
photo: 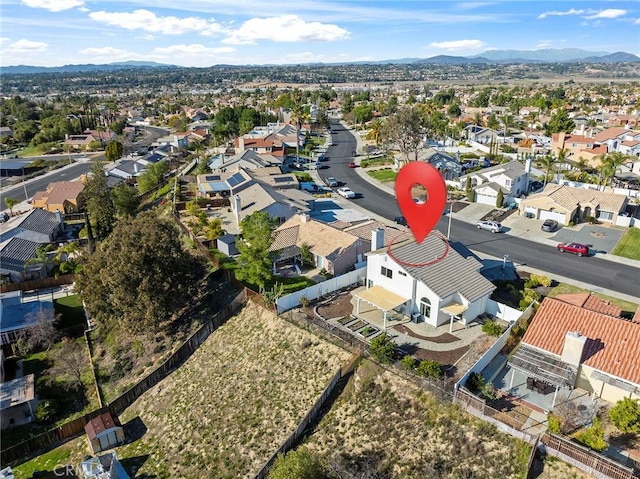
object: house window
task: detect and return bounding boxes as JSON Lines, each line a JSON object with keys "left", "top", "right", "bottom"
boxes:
{"left": 505, "top": 179, "right": 512, "bottom": 187}
{"left": 398, "top": 271, "right": 407, "bottom": 277}
{"left": 381, "top": 266, "right": 393, "bottom": 279}
{"left": 419, "top": 297, "right": 431, "bottom": 318}
{"left": 597, "top": 210, "right": 613, "bottom": 221}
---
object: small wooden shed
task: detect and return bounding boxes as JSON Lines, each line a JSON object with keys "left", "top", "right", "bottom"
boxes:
{"left": 84, "top": 412, "right": 125, "bottom": 453}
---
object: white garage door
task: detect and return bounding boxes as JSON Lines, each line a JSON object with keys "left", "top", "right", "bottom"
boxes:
{"left": 475, "top": 192, "right": 495, "bottom": 206}
{"left": 539, "top": 209, "right": 566, "bottom": 224}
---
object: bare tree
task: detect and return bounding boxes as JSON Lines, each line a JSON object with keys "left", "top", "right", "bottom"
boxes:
{"left": 50, "top": 337, "right": 89, "bottom": 390}
{"left": 18, "top": 307, "right": 60, "bottom": 353}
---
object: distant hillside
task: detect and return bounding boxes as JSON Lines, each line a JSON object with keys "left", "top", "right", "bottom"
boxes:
{"left": 414, "top": 55, "right": 492, "bottom": 65}
{"left": 476, "top": 48, "right": 611, "bottom": 62}
{"left": 570, "top": 51, "right": 640, "bottom": 63}
{"left": 1, "top": 61, "right": 176, "bottom": 74}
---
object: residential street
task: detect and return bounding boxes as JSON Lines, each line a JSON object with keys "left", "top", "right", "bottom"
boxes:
{"left": 322, "top": 120, "right": 640, "bottom": 300}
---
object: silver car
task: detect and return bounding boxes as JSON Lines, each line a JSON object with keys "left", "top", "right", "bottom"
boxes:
{"left": 476, "top": 220, "right": 503, "bottom": 233}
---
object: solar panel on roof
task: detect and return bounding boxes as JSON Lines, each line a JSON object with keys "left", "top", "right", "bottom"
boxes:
{"left": 273, "top": 177, "right": 290, "bottom": 183}
{"left": 205, "top": 175, "right": 221, "bottom": 181}
{"left": 227, "top": 172, "right": 245, "bottom": 187}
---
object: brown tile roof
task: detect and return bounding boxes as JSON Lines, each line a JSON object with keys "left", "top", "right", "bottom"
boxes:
{"left": 522, "top": 297, "right": 640, "bottom": 385}
{"left": 552, "top": 133, "right": 595, "bottom": 145}
{"left": 38, "top": 181, "right": 84, "bottom": 206}
{"left": 555, "top": 293, "right": 622, "bottom": 317}
{"left": 593, "top": 127, "right": 631, "bottom": 142}
{"left": 523, "top": 184, "right": 627, "bottom": 214}
{"left": 622, "top": 140, "right": 640, "bottom": 147}
{"left": 84, "top": 412, "right": 121, "bottom": 440}
{"left": 342, "top": 220, "right": 402, "bottom": 247}
{"left": 269, "top": 215, "right": 359, "bottom": 259}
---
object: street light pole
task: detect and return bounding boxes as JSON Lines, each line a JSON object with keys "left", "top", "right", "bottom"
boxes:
{"left": 21, "top": 167, "right": 29, "bottom": 202}
{"left": 447, "top": 196, "right": 454, "bottom": 240}
{"left": 503, "top": 254, "right": 510, "bottom": 270}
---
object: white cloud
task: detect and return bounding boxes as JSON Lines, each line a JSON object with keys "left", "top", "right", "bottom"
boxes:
{"left": 428, "top": 39, "right": 485, "bottom": 51}
{"left": 222, "top": 15, "right": 350, "bottom": 45}
{"left": 0, "top": 37, "right": 10, "bottom": 45}
{"left": 635, "top": 18, "right": 640, "bottom": 25}
{"left": 152, "top": 44, "right": 235, "bottom": 55}
{"left": 536, "top": 40, "right": 553, "bottom": 48}
{"left": 79, "top": 46, "right": 133, "bottom": 58}
{"left": 10, "top": 39, "right": 49, "bottom": 52}
{"left": 21, "top": 0, "right": 83, "bottom": 12}
{"left": 537, "top": 8, "right": 584, "bottom": 20}
{"left": 88, "top": 9, "right": 225, "bottom": 36}
{"left": 585, "top": 9, "right": 627, "bottom": 20}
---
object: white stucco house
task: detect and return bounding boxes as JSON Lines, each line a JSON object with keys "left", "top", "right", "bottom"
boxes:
{"left": 358, "top": 232, "right": 496, "bottom": 330}
{"left": 459, "top": 159, "right": 531, "bottom": 206}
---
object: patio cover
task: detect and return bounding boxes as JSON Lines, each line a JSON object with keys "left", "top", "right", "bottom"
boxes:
{"left": 0, "top": 374, "right": 35, "bottom": 411}
{"left": 356, "top": 286, "right": 408, "bottom": 312}
{"left": 441, "top": 302, "right": 468, "bottom": 316}
{"left": 508, "top": 344, "right": 577, "bottom": 389}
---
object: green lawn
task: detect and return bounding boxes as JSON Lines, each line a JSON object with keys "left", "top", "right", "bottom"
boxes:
{"left": 367, "top": 168, "right": 397, "bottom": 182}
{"left": 611, "top": 228, "right": 640, "bottom": 260}
{"left": 12, "top": 444, "right": 74, "bottom": 478}
{"left": 54, "top": 294, "right": 86, "bottom": 336}
{"left": 547, "top": 283, "right": 638, "bottom": 315}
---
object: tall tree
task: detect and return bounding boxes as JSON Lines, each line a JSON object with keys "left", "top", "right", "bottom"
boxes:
{"left": 546, "top": 107, "right": 575, "bottom": 135}
{"left": 75, "top": 211, "right": 202, "bottom": 334}
{"left": 289, "top": 89, "right": 308, "bottom": 165}
{"left": 234, "top": 211, "right": 277, "bottom": 291}
{"left": 84, "top": 162, "right": 116, "bottom": 239}
{"left": 539, "top": 154, "right": 557, "bottom": 187}
{"left": 104, "top": 140, "right": 124, "bottom": 163}
{"left": 381, "top": 105, "right": 424, "bottom": 165}
{"left": 4, "top": 197, "right": 19, "bottom": 216}
{"left": 365, "top": 118, "right": 383, "bottom": 146}
{"left": 111, "top": 183, "right": 140, "bottom": 217}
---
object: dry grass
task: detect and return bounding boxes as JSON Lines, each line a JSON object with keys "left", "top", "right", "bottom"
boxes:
{"left": 14, "top": 302, "right": 351, "bottom": 478}
{"left": 304, "top": 359, "right": 532, "bottom": 478}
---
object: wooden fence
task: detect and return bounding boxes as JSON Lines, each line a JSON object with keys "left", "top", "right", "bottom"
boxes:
{"left": 1, "top": 274, "right": 75, "bottom": 293}
{"left": 541, "top": 433, "right": 638, "bottom": 479}
{"left": 1, "top": 289, "right": 247, "bottom": 466}
{"left": 253, "top": 353, "right": 361, "bottom": 479}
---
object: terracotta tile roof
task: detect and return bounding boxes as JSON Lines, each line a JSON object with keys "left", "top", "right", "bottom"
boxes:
{"left": 622, "top": 140, "right": 640, "bottom": 147}
{"left": 633, "top": 305, "right": 640, "bottom": 324}
{"left": 522, "top": 297, "right": 640, "bottom": 385}
{"left": 593, "top": 127, "right": 631, "bottom": 142}
{"left": 555, "top": 293, "right": 622, "bottom": 317}
{"left": 38, "top": 181, "right": 84, "bottom": 206}
{"left": 552, "top": 133, "right": 595, "bottom": 145}
{"left": 342, "top": 220, "right": 402, "bottom": 247}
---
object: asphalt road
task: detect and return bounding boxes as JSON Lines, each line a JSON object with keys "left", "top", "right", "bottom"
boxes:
{"left": 1, "top": 160, "right": 94, "bottom": 207}
{"left": 325, "top": 121, "right": 640, "bottom": 298}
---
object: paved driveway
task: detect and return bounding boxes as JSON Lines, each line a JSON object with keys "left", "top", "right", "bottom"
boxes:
{"left": 551, "top": 224, "right": 624, "bottom": 254}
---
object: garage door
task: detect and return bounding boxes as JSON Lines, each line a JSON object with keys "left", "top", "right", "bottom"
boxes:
{"left": 539, "top": 209, "right": 566, "bottom": 224}
{"left": 475, "top": 192, "right": 495, "bottom": 206}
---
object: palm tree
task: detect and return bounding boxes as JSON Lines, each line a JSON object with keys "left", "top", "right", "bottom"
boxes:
{"left": 289, "top": 89, "right": 308, "bottom": 165}
{"left": 4, "top": 197, "right": 19, "bottom": 216}
{"left": 600, "top": 151, "right": 627, "bottom": 187}
{"left": 473, "top": 112, "right": 484, "bottom": 127}
{"left": 366, "top": 119, "right": 383, "bottom": 145}
{"left": 203, "top": 218, "right": 224, "bottom": 242}
{"left": 25, "top": 246, "right": 54, "bottom": 278}
{"left": 539, "top": 154, "right": 556, "bottom": 187}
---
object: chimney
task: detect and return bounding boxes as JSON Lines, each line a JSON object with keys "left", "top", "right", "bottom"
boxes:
{"left": 55, "top": 209, "right": 65, "bottom": 231}
{"left": 371, "top": 227, "right": 385, "bottom": 251}
{"left": 299, "top": 213, "right": 311, "bottom": 223}
{"left": 234, "top": 195, "right": 242, "bottom": 225}
{"left": 238, "top": 137, "right": 245, "bottom": 151}
{"left": 561, "top": 331, "right": 587, "bottom": 368}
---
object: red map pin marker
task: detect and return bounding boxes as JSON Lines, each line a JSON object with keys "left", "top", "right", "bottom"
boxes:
{"left": 395, "top": 162, "right": 447, "bottom": 244}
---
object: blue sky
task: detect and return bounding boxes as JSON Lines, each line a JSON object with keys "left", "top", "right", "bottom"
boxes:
{"left": 1, "top": 0, "right": 639, "bottom": 67}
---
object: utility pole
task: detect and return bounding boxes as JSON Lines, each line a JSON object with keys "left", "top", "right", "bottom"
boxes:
{"left": 21, "top": 166, "right": 29, "bottom": 202}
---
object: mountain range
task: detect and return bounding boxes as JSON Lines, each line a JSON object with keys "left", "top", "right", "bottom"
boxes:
{"left": 2, "top": 49, "right": 639, "bottom": 74}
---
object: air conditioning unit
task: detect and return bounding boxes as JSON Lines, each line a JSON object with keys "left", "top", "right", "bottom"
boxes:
{"left": 411, "top": 313, "right": 421, "bottom": 323}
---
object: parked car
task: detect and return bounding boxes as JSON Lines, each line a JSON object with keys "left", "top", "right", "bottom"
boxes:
{"left": 529, "top": 181, "right": 544, "bottom": 192}
{"left": 557, "top": 242, "right": 589, "bottom": 257}
{"left": 337, "top": 187, "right": 356, "bottom": 199}
{"left": 326, "top": 177, "right": 338, "bottom": 187}
{"left": 541, "top": 219, "right": 558, "bottom": 232}
{"left": 0, "top": 212, "right": 9, "bottom": 223}
{"left": 476, "top": 220, "right": 503, "bottom": 233}
{"left": 394, "top": 216, "right": 407, "bottom": 226}
{"left": 348, "top": 161, "right": 356, "bottom": 168}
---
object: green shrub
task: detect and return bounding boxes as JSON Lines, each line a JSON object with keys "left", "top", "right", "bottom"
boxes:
{"left": 481, "top": 382, "right": 499, "bottom": 400}
{"left": 547, "top": 413, "right": 562, "bottom": 434}
{"left": 417, "top": 360, "right": 442, "bottom": 379}
{"left": 576, "top": 417, "right": 608, "bottom": 452}
{"left": 482, "top": 320, "right": 503, "bottom": 337}
{"left": 609, "top": 397, "right": 640, "bottom": 433}
{"left": 300, "top": 296, "right": 310, "bottom": 308}
{"left": 530, "top": 274, "right": 552, "bottom": 288}
{"left": 466, "top": 372, "right": 484, "bottom": 393}
{"left": 35, "top": 399, "right": 58, "bottom": 423}
{"left": 369, "top": 333, "right": 396, "bottom": 364}
{"left": 400, "top": 355, "right": 417, "bottom": 371}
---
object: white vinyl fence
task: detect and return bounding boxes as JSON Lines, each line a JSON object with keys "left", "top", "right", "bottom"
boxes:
{"left": 275, "top": 267, "right": 366, "bottom": 314}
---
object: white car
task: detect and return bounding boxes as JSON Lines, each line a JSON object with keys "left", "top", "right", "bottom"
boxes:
{"left": 476, "top": 220, "right": 503, "bottom": 233}
{"left": 337, "top": 187, "right": 356, "bottom": 199}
